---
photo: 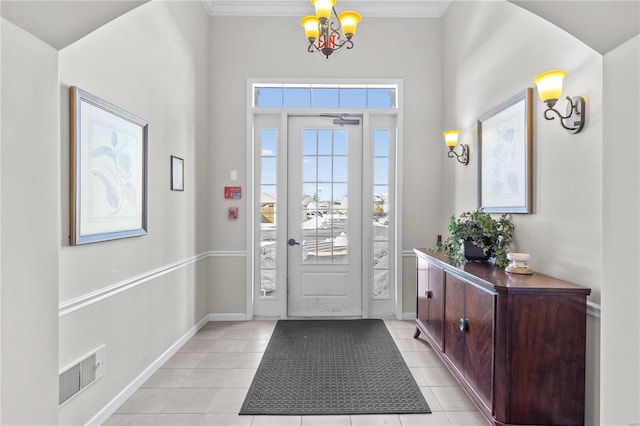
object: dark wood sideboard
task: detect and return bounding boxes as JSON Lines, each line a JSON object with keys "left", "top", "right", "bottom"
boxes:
{"left": 413, "top": 248, "right": 591, "bottom": 426}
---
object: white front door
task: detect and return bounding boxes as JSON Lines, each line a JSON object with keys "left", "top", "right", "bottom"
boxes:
{"left": 287, "top": 116, "right": 363, "bottom": 317}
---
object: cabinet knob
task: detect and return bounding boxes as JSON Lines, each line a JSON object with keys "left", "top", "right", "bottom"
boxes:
{"left": 458, "top": 318, "right": 468, "bottom": 332}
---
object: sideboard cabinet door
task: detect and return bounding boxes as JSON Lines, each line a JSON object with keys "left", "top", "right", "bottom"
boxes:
{"left": 415, "top": 256, "right": 445, "bottom": 350}
{"left": 444, "top": 272, "right": 494, "bottom": 411}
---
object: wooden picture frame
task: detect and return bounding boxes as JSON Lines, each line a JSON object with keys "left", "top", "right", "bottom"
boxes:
{"left": 171, "top": 155, "right": 184, "bottom": 191}
{"left": 477, "top": 88, "right": 533, "bottom": 214}
{"left": 70, "top": 86, "right": 148, "bottom": 245}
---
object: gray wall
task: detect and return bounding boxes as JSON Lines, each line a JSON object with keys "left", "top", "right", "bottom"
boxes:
{"left": 56, "top": 2, "right": 210, "bottom": 424}
{"left": 208, "top": 16, "right": 444, "bottom": 315}
{"left": 1, "top": 18, "right": 59, "bottom": 425}
{"left": 601, "top": 35, "right": 640, "bottom": 425}
{"left": 441, "top": 0, "right": 603, "bottom": 299}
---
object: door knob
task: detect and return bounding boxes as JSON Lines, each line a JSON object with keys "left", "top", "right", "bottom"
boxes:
{"left": 458, "top": 318, "right": 468, "bottom": 332}
{"left": 288, "top": 238, "right": 300, "bottom": 246}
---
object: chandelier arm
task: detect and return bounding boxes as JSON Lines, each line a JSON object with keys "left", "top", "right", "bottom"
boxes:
{"left": 304, "top": 5, "right": 357, "bottom": 58}
{"left": 328, "top": 39, "right": 352, "bottom": 51}
{"left": 329, "top": 6, "right": 342, "bottom": 33}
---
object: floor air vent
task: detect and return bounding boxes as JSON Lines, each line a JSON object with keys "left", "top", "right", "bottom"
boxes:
{"left": 59, "top": 345, "right": 105, "bottom": 406}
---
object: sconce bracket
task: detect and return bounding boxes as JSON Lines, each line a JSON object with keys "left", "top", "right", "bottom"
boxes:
{"left": 543, "top": 96, "right": 585, "bottom": 134}
{"left": 448, "top": 144, "right": 469, "bottom": 165}
{"left": 565, "top": 96, "right": 585, "bottom": 134}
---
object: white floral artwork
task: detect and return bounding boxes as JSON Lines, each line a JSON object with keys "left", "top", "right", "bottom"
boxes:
{"left": 478, "top": 88, "right": 533, "bottom": 214}
{"left": 70, "top": 87, "right": 148, "bottom": 245}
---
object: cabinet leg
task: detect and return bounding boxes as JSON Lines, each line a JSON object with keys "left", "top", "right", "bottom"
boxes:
{"left": 413, "top": 327, "right": 421, "bottom": 338}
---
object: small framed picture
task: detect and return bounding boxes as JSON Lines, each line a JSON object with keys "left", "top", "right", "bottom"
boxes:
{"left": 171, "top": 155, "right": 184, "bottom": 191}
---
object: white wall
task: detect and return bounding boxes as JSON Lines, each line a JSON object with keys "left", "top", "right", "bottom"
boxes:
{"left": 208, "top": 16, "right": 443, "bottom": 315}
{"left": 57, "top": 1, "right": 210, "bottom": 424}
{"left": 1, "top": 18, "right": 59, "bottom": 425}
{"left": 440, "top": 1, "right": 603, "bottom": 424}
{"left": 601, "top": 35, "right": 640, "bottom": 426}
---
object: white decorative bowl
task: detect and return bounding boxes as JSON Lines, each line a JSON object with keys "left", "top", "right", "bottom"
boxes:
{"left": 506, "top": 253, "right": 533, "bottom": 275}
{"left": 507, "top": 253, "right": 531, "bottom": 262}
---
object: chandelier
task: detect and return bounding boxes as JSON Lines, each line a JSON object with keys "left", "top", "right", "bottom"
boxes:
{"left": 301, "top": 0, "right": 361, "bottom": 59}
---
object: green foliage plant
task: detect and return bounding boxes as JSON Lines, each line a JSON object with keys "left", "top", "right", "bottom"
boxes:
{"left": 438, "top": 210, "right": 514, "bottom": 268}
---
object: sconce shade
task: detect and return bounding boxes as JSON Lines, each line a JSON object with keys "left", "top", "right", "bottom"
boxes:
{"left": 533, "top": 69, "right": 585, "bottom": 134}
{"left": 443, "top": 130, "right": 460, "bottom": 147}
{"left": 338, "top": 11, "right": 361, "bottom": 37}
{"left": 311, "top": 0, "right": 336, "bottom": 21}
{"left": 533, "top": 69, "right": 566, "bottom": 104}
{"left": 301, "top": 16, "right": 320, "bottom": 41}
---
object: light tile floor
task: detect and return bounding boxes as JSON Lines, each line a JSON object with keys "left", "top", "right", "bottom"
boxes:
{"left": 104, "top": 320, "right": 488, "bottom": 426}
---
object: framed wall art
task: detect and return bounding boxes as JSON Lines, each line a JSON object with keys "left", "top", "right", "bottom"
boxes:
{"left": 70, "top": 86, "right": 148, "bottom": 245}
{"left": 477, "top": 87, "right": 533, "bottom": 214}
{"left": 171, "top": 155, "right": 184, "bottom": 191}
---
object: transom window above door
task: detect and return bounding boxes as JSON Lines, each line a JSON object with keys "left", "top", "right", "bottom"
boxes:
{"left": 253, "top": 84, "right": 397, "bottom": 109}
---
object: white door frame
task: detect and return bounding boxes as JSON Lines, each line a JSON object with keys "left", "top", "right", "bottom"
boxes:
{"left": 246, "top": 79, "right": 404, "bottom": 320}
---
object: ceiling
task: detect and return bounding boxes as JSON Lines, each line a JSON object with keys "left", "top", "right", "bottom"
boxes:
{"left": 200, "top": 0, "right": 451, "bottom": 17}
{"left": 509, "top": 0, "right": 640, "bottom": 54}
{"left": 0, "top": 1, "right": 148, "bottom": 50}
{"left": 0, "top": 0, "right": 638, "bottom": 53}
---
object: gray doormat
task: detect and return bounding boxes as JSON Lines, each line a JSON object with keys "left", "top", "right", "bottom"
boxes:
{"left": 239, "top": 319, "right": 431, "bottom": 416}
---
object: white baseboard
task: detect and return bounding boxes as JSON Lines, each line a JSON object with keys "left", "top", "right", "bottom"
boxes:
{"left": 208, "top": 313, "right": 250, "bottom": 321}
{"left": 85, "top": 315, "right": 210, "bottom": 426}
{"left": 401, "top": 312, "right": 416, "bottom": 321}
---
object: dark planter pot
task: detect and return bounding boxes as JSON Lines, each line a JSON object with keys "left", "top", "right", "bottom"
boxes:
{"left": 464, "top": 239, "right": 492, "bottom": 262}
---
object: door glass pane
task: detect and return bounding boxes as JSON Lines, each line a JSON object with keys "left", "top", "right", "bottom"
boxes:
{"left": 373, "top": 158, "right": 389, "bottom": 185}
{"left": 339, "top": 88, "right": 367, "bottom": 108}
{"left": 368, "top": 88, "right": 394, "bottom": 109}
{"left": 318, "top": 130, "right": 332, "bottom": 155}
{"left": 333, "top": 157, "right": 348, "bottom": 181}
{"left": 255, "top": 88, "right": 283, "bottom": 108}
{"left": 373, "top": 128, "right": 390, "bottom": 298}
{"left": 312, "top": 87, "right": 339, "bottom": 108}
{"left": 261, "top": 157, "right": 277, "bottom": 185}
{"left": 303, "top": 156, "right": 317, "bottom": 181}
{"left": 254, "top": 84, "right": 397, "bottom": 109}
{"left": 302, "top": 129, "right": 348, "bottom": 264}
{"left": 283, "top": 88, "right": 311, "bottom": 108}
{"left": 260, "top": 129, "right": 277, "bottom": 298}
{"left": 317, "top": 157, "right": 332, "bottom": 182}
{"left": 334, "top": 133, "right": 347, "bottom": 155}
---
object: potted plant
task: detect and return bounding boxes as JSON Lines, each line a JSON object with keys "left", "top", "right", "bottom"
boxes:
{"left": 438, "top": 210, "right": 514, "bottom": 268}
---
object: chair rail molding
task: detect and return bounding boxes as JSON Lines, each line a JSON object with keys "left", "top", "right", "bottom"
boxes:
{"left": 59, "top": 250, "right": 248, "bottom": 317}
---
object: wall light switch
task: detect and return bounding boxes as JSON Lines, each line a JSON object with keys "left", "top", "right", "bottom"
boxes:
{"left": 230, "top": 170, "right": 237, "bottom": 181}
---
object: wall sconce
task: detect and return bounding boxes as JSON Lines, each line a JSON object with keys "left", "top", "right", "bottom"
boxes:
{"left": 532, "top": 69, "right": 585, "bottom": 134}
{"left": 443, "top": 130, "right": 469, "bottom": 165}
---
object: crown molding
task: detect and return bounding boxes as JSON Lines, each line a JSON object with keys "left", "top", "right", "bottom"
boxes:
{"left": 201, "top": 0, "right": 450, "bottom": 18}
